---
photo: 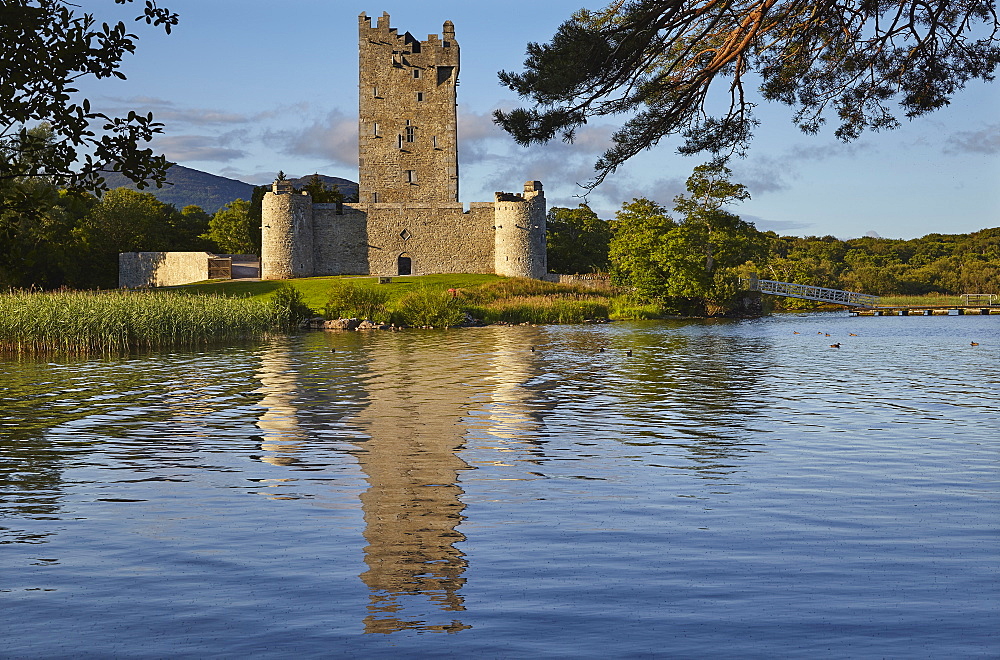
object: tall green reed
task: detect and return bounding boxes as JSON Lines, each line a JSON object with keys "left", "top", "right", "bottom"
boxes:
{"left": 0, "top": 289, "right": 284, "bottom": 355}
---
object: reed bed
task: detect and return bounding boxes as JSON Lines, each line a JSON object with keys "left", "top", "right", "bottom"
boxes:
{"left": 466, "top": 295, "right": 610, "bottom": 325}
{"left": 0, "top": 289, "right": 283, "bottom": 355}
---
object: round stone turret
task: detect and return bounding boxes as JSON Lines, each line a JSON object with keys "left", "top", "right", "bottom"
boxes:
{"left": 261, "top": 182, "right": 315, "bottom": 279}
{"left": 493, "top": 181, "right": 546, "bottom": 279}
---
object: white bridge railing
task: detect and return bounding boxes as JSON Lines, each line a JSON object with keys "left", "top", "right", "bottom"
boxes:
{"left": 743, "top": 276, "right": 879, "bottom": 308}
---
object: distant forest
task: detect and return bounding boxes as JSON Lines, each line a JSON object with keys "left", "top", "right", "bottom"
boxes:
{"left": 546, "top": 198, "right": 1000, "bottom": 307}
{"left": 762, "top": 229, "right": 1000, "bottom": 299}
{"left": 0, "top": 174, "right": 351, "bottom": 290}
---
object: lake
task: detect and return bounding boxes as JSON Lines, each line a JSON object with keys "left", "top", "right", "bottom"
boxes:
{"left": 2, "top": 313, "right": 997, "bottom": 658}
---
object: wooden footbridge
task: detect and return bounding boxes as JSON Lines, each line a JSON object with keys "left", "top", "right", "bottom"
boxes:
{"left": 743, "top": 276, "right": 1000, "bottom": 316}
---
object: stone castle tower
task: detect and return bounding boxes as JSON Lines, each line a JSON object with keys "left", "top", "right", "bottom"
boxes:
{"left": 359, "top": 13, "right": 459, "bottom": 204}
{"left": 261, "top": 12, "right": 546, "bottom": 281}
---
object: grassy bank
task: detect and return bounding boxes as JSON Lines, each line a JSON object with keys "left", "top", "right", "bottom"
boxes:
{"left": 179, "top": 274, "right": 618, "bottom": 326}
{"left": 0, "top": 289, "right": 284, "bottom": 354}
{"left": 876, "top": 294, "right": 980, "bottom": 306}
{"left": 177, "top": 274, "right": 772, "bottom": 325}
{"left": 3, "top": 275, "right": 765, "bottom": 355}
{"left": 180, "top": 274, "right": 502, "bottom": 312}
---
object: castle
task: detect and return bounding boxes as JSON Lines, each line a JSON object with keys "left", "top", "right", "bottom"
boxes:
{"left": 260, "top": 12, "right": 547, "bottom": 280}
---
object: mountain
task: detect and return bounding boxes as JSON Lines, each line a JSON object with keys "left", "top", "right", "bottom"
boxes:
{"left": 284, "top": 173, "right": 360, "bottom": 203}
{"left": 100, "top": 164, "right": 359, "bottom": 213}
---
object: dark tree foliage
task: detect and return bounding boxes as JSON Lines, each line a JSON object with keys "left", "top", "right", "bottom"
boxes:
{"left": 496, "top": 1, "right": 1000, "bottom": 187}
{"left": 755, "top": 227, "right": 1000, "bottom": 305}
{"left": 299, "top": 173, "right": 345, "bottom": 204}
{"left": 0, "top": 0, "right": 178, "bottom": 194}
{"left": 546, "top": 204, "right": 612, "bottom": 274}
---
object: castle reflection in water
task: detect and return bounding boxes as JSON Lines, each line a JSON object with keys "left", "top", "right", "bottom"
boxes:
{"left": 253, "top": 330, "right": 541, "bottom": 634}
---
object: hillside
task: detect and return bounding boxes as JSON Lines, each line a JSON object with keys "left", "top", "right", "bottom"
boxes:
{"left": 101, "top": 164, "right": 359, "bottom": 213}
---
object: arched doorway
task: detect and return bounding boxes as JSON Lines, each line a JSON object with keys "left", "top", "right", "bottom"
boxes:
{"left": 397, "top": 253, "right": 412, "bottom": 276}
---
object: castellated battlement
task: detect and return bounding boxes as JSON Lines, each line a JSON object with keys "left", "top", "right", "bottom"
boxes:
{"left": 260, "top": 12, "right": 547, "bottom": 281}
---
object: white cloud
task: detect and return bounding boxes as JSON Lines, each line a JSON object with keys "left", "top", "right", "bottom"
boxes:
{"left": 946, "top": 123, "right": 1000, "bottom": 155}
{"left": 262, "top": 110, "right": 357, "bottom": 167}
{"left": 153, "top": 135, "right": 247, "bottom": 162}
{"left": 740, "top": 214, "right": 814, "bottom": 234}
{"left": 101, "top": 96, "right": 253, "bottom": 125}
{"left": 732, "top": 140, "right": 873, "bottom": 195}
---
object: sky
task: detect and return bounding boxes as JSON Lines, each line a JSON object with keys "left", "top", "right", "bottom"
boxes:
{"left": 73, "top": 0, "right": 1000, "bottom": 240}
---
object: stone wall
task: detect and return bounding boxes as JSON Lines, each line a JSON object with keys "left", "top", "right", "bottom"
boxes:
{"left": 313, "top": 205, "right": 370, "bottom": 275}
{"left": 310, "top": 202, "right": 496, "bottom": 276}
{"left": 119, "top": 252, "right": 214, "bottom": 288}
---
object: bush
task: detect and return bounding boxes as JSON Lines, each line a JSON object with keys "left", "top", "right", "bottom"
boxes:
{"left": 468, "top": 295, "right": 609, "bottom": 324}
{"left": 323, "top": 280, "right": 389, "bottom": 322}
{"left": 394, "top": 286, "right": 465, "bottom": 327}
{"left": 271, "top": 284, "right": 313, "bottom": 329}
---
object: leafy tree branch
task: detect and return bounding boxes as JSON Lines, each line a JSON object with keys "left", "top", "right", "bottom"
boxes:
{"left": 495, "top": 0, "right": 1000, "bottom": 189}
{"left": 1, "top": 0, "right": 178, "bottom": 194}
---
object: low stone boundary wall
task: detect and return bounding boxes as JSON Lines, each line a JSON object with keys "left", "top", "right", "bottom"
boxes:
{"left": 119, "top": 252, "right": 215, "bottom": 288}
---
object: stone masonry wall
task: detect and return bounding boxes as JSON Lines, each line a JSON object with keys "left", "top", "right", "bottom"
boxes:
{"left": 370, "top": 203, "right": 493, "bottom": 276}
{"left": 261, "top": 191, "right": 314, "bottom": 279}
{"left": 493, "top": 182, "right": 547, "bottom": 278}
{"left": 358, "top": 12, "right": 459, "bottom": 205}
{"left": 313, "top": 205, "right": 369, "bottom": 275}
{"left": 119, "top": 252, "right": 213, "bottom": 288}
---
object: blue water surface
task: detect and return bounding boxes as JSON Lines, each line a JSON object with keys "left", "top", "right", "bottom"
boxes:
{"left": 1, "top": 313, "right": 997, "bottom": 658}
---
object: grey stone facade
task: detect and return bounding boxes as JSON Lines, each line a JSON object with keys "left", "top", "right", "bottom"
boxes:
{"left": 119, "top": 252, "right": 216, "bottom": 288}
{"left": 261, "top": 12, "right": 546, "bottom": 281}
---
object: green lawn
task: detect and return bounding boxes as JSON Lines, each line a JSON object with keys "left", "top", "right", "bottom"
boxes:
{"left": 175, "top": 274, "right": 503, "bottom": 314}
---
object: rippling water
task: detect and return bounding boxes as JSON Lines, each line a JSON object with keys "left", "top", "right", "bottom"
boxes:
{"left": 2, "top": 314, "right": 998, "bottom": 658}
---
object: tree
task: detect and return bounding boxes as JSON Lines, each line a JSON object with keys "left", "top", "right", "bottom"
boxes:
{"left": 610, "top": 164, "right": 767, "bottom": 312}
{"left": 547, "top": 204, "right": 612, "bottom": 273}
{"left": 0, "top": 123, "right": 97, "bottom": 287}
{"left": 608, "top": 197, "right": 677, "bottom": 300}
{"left": 206, "top": 199, "right": 259, "bottom": 255}
{"left": 167, "top": 204, "right": 214, "bottom": 251}
{"left": 0, "top": 179, "right": 90, "bottom": 288}
{"left": 71, "top": 187, "right": 176, "bottom": 287}
{"left": 671, "top": 160, "right": 760, "bottom": 276}
{"left": 1, "top": 0, "right": 178, "bottom": 194}
{"left": 300, "top": 173, "right": 345, "bottom": 203}
{"left": 495, "top": 1, "right": 1000, "bottom": 187}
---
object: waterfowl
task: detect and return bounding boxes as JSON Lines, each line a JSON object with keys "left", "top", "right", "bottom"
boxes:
{"left": 971, "top": 341, "right": 979, "bottom": 346}
{"left": 626, "top": 349, "right": 633, "bottom": 356}
{"left": 849, "top": 333, "right": 858, "bottom": 336}
{"left": 830, "top": 343, "right": 841, "bottom": 348}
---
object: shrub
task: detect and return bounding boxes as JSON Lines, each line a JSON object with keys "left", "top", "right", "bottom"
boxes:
{"left": 468, "top": 295, "right": 609, "bottom": 324}
{"left": 323, "top": 280, "right": 389, "bottom": 322}
{"left": 270, "top": 284, "right": 314, "bottom": 329}
{"left": 461, "top": 277, "right": 604, "bottom": 304}
{"left": 394, "top": 286, "right": 465, "bottom": 327}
